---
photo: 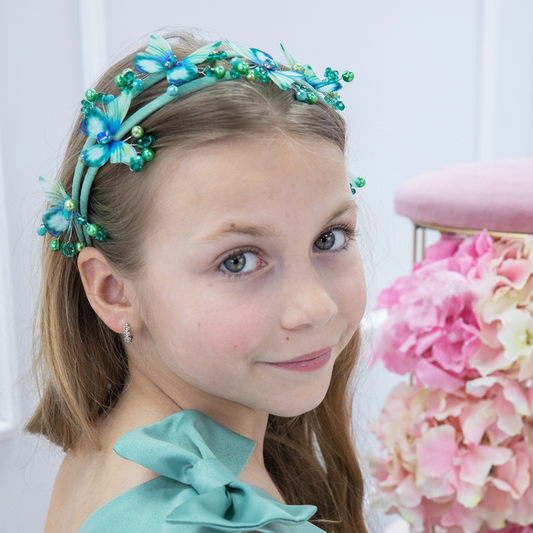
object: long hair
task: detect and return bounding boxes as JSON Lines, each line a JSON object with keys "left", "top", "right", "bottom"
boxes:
{"left": 25, "top": 30, "right": 368, "bottom": 533}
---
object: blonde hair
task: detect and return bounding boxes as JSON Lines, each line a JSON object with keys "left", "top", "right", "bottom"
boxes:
{"left": 26, "top": 30, "right": 368, "bottom": 533}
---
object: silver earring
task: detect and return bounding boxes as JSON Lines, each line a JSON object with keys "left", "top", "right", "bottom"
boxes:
{"left": 123, "top": 323, "right": 132, "bottom": 343}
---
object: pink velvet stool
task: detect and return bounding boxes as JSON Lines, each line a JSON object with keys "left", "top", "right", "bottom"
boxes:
{"left": 395, "top": 159, "right": 533, "bottom": 260}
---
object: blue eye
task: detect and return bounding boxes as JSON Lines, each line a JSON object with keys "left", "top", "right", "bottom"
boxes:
{"left": 314, "top": 229, "right": 346, "bottom": 251}
{"left": 221, "top": 251, "right": 262, "bottom": 274}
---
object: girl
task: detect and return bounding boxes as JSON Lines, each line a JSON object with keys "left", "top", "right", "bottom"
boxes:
{"left": 26, "top": 30, "right": 368, "bottom": 533}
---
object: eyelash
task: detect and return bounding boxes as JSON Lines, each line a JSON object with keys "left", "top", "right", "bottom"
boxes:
{"left": 217, "top": 223, "right": 358, "bottom": 279}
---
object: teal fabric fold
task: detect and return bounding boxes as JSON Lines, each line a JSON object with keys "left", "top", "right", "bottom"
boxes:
{"left": 78, "top": 410, "right": 324, "bottom": 533}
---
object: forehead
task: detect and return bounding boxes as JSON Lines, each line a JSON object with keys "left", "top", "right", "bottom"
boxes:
{"left": 150, "top": 135, "right": 351, "bottom": 239}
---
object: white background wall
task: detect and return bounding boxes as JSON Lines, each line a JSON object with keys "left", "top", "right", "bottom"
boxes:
{"left": 1, "top": 1, "right": 533, "bottom": 531}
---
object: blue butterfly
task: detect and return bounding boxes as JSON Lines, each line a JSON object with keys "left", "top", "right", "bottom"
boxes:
{"left": 39, "top": 177, "right": 77, "bottom": 237}
{"left": 224, "top": 40, "right": 305, "bottom": 91}
{"left": 134, "top": 35, "right": 222, "bottom": 86}
{"left": 79, "top": 91, "right": 137, "bottom": 167}
{"left": 279, "top": 44, "right": 341, "bottom": 95}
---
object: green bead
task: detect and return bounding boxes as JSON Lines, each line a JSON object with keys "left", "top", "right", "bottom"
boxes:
{"left": 50, "top": 239, "right": 60, "bottom": 251}
{"left": 342, "top": 70, "right": 354, "bottom": 82}
{"left": 85, "top": 89, "right": 98, "bottom": 102}
{"left": 354, "top": 176, "right": 366, "bottom": 188}
{"left": 245, "top": 71, "right": 257, "bottom": 82}
{"left": 76, "top": 242, "right": 86, "bottom": 253}
{"left": 292, "top": 63, "right": 304, "bottom": 72}
{"left": 137, "top": 134, "right": 155, "bottom": 149}
{"left": 64, "top": 198, "right": 77, "bottom": 211}
{"left": 86, "top": 224, "right": 99, "bottom": 237}
{"left": 95, "top": 228, "right": 107, "bottom": 241}
{"left": 220, "top": 51, "right": 227, "bottom": 59}
{"left": 131, "top": 125, "right": 144, "bottom": 139}
{"left": 61, "top": 242, "right": 76, "bottom": 258}
{"left": 236, "top": 62, "right": 249, "bottom": 75}
{"left": 122, "top": 68, "right": 135, "bottom": 83}
{"left": 307, "top": 92, "right": 318, "bottom": 104}
{"left": 206, "top": 53, "right": 214, "bottom": 62}
{"left": 214, "top": 65, "right": 226, "bottom": 79}
{"left": 142, "top": 148, "right": 154, "bottom": 161}
{"left": 115, "top": 74, "right": 127, "bottom": 87}
{"left": 230, "top": 69, "right": 239, "bottom": 79}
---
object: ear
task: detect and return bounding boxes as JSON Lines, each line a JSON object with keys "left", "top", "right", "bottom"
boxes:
{"left": 77, "top": 246, "right": 136, "bottom": 335}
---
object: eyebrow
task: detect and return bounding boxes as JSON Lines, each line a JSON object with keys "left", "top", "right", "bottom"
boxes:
{"left": 199, "top": 198, "right": 358, "bottom": 244}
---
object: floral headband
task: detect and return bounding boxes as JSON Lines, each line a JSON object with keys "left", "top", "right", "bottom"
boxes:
{"left": 37, "top": 35, "right": 365, "bottom": 257}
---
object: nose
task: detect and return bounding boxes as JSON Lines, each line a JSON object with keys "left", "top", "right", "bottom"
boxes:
{"left": 279, "top": 266, "right": 338, "bottom": 331}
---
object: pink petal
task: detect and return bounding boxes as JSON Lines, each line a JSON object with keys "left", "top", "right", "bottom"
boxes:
{"left": 395, "top": 474, "right": 422, "bottom": 508}
{"left": 416, "top": 425, "right": 456, "bottom": 477}
{"left": 460, "top": 444, "right": 513, "bottom": 485}
{"left": 415, "top": 359, "right": 464, "bottom": 392}
{"left": 441, "top": 501, "right": 483, "bottom": 533}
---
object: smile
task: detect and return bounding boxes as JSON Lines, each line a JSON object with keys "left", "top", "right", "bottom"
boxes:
{"left": 262, "top": 348, "right": 332, "bottom": 372}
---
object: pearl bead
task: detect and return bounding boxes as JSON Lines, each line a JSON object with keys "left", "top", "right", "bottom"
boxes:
{"left": 167, "top": 85, "right": 179, "bottom": 96}
{"left": 236, "top": 62, "right": 249, "bottom": 75}
{"left": 214, "top": 65, "right": 226, "bottom": 79}
{"left": 292, "top": 63, "right": 303, "bottom": 72}
{"left": 115, "top": 74, "right": 127, "bottom": 87}
{"left": 131, "top": 126, "right": 144, "bottom": 139}
{"left": 86, "top": 224, "right": 99, "bottom": 237}
{"left": 230, "top": 57, "right": 241, "bottom": 67}
{"left": 64, "top": 199, "right": 77, "bottom": 211}
{"left": 245, "top": 71, "right": 257, "bottom": 82}
{"left": 132, "top": 79, "right": 143, "bottom": 90}
{"left": 142, "top": 148, "right": 154, "bottom": 161}
{"left": 295, "top": 90, "right": 307, "bottom": 102}
{"left": 85, "top": 89, "right": 97, "bottom": 102}
{"left": 76, "top": 242, "right": 86, "bottom": 252}
{"left": 354, "top": 176, "right": 366, "bottom": 188}
{"left": 342, "top": 70, "right": 355, "bottom": 82}
{"left": 306, "top": 92, "right": 318, "bottom": 104}
{"left": 50, "top": 239, "right": 60, "bottom": 251}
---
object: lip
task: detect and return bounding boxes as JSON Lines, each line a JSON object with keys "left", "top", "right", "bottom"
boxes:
{"left": 262, "top": 348, "right": 332, "bottom": 372}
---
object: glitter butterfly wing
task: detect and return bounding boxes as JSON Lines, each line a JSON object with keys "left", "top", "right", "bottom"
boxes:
{"left": 134, "top": 35, "right": 174, "bottom": 73}
{"left": 39, "top": 176, "right": 73, "bottom": 236}
{"left": 106, "top": 91, "right": 132, "bottom": 134}
{"left": 224, "top": 40, "right": 264, "bottom": 66}
{"left": 279, "top": 43, "right": 299, "bottom": 69}
{"left": 167, "top": 41, "right": 222, "bottom": 85}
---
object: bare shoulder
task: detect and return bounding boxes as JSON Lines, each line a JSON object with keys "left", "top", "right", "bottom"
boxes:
{"left": 44, "top": 443, "right": 158, "bottom": 533}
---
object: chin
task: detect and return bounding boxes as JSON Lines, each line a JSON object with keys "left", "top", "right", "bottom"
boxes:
{"left": 264, "top": 390, "right": 329, "bottom": 418}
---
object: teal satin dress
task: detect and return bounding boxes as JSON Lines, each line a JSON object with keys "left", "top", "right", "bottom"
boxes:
{"left": 78, "top": 409, "right": 325, "bottom": 532}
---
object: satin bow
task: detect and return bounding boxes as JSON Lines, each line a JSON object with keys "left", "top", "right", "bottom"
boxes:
{"left": 113, "top": 410, "right": 320, "bottom": 532}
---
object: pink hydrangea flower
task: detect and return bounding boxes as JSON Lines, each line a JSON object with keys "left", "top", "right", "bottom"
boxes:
{"left": 370, "top": 232, "right": 533, "bottom": 532}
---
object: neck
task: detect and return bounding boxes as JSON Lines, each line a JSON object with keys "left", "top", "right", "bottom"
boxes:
{"left": 104, "top": 362, "right": 270, "bottom": 467}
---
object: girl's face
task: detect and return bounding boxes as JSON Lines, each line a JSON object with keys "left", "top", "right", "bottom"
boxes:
{"left": 130, "top": 135, "right": 366, "bottom": 417}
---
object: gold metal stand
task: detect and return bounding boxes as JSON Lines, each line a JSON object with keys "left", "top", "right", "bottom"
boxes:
{"left": 412, "top": 220, "right": 530, "bottom": 264}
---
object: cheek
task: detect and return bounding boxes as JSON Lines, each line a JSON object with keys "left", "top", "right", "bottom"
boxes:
{"left": 144, "top": 277, "right": 275, "bottom": 367}
{"left": 333, "top": 250, "right": 367, "bottom": 326}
